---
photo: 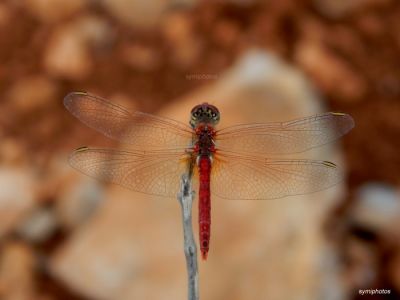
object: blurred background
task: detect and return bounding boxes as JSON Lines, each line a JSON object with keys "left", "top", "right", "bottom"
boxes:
{"left": 0, "top": 0, "right": 399, "bottom": 299}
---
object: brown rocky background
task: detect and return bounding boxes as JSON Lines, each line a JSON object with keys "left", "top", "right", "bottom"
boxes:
{"left": 0, "top": 0, "right": 399, "bottom": 299}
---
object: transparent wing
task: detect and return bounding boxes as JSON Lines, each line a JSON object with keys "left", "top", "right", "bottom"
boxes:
{"left": 69, "top": 147, "right": 195, "bottom": 197}
{"left": 211, "top": 152, "right": 342, "bottom": 200}
{"left": 216, "top": 112, "right": 354, "bottom": 155}
{"left": 64, "top": 92, "right": 194, "bottom": 149}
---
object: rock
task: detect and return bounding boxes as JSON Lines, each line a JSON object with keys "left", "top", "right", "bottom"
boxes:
{"left": 74, "top": 15, "right": 115, "bottom": 51}
{"left": 44, "top": 16, "right": 112, "bottom": 80}
{"left": 25, "top": 0, "right": 85, "bottom": 23}
{"left": 120, "top": 44, "right": 160, "bottom": 72}
{"left": 170, "top": 39, "right": 202, "bottom": 69}
{"left": 295, "top": 40, "right": 366, "bottom": 101}
{"left": 17, "top": 208, "right": 58, "bottom": 243}
{"left": 162, "top": 11, "right": 202, "bottom": 68}
{"left": 162, "top": 11, "right": 192, "bottom": 45}
{"left": 50, "top": 187, "right": 173, "bottom": 300}
{"left": 351, "top": 183, "right": 400, "bottom": 236}
{"left": 389, "top": 249, "right": 400, "bottom": 292}
{"left": 56, "top": 178, "right": 104, "bottom": 230}
{"left": 226, "top": 0, "right": 262, "bottom": 4}
{"left": 7, "top": 75, "right": 58, "bottom": 113}
{"left": 102, "top": 0, "right": 197, "bottom": 29}
{"left": 0, "top": 3, "right": 11, "bottom": 28}
{"left": 355, "top": 13, "right": 386, "bottom": 37}
{"left": 51, "top": 50, "right": 347, "bottom": 300}
{"left": 34, "top": 157, "right": 77, "bottom": 205}
{"left": 0, "top": 138, "right": 26, "bottom": 165}
{"left": 343, "top": 237, "right": 377, "bottom": 290}
{"left": 0, "top": 168, "right": 36, "bottom": 238}
{"left": 212, "top": 20, "right": 241, "bottom": 48}
{"left": 44, "top": 24, "right": 93, "bottom": 80}
{"left": 313, "top": 0, "right": 392, "bottom": 18}
{"left": 0, "top": 242, "right": 36, "bottom": 300}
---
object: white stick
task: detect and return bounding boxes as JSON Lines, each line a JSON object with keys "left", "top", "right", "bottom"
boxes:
{"left": 177, "top": 173, "right": 199, "bottom": 300}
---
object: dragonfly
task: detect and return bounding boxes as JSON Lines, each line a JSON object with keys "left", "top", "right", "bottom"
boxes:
{"left": 64, "top": 92, "right": 354, "bottom": 260}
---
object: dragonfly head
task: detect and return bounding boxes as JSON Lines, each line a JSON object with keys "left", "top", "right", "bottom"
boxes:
{"left": 190, "top": 103, "right": 220, "bottom": 128}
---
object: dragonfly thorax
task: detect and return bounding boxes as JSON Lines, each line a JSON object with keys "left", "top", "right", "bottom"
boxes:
{"left": 194, "top": 125, "right": 216, "bottom": 157}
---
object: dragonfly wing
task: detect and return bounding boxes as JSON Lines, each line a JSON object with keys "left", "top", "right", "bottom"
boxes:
{"left": 64, "top": 92, "right": 194, "bottom": 149}
{"left": 216, "top": 112, "right": 354, "bottom": 155}
{"left": 69, "top": 147, "right": 196, "bottom": 197}
{"left": 211, "top": 153, "right": 342, "bottom": 200}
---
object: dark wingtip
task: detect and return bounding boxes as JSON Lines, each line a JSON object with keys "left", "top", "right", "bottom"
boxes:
{"left": 201, "top": 250, "right": 208, "bottom": 260}
{"left": 74, "top": 146, "right": 89, "bottom": 152}
{"left": 322, "top": 161, "right": 337, "bottom": 168}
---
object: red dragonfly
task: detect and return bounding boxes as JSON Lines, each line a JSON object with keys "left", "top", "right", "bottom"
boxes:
{"left": 64, "top": 92, "right": 354, "bottom": 260}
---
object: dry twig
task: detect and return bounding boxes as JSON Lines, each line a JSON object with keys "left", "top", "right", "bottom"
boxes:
{"left": 177, "top": 173, "right": 199, "bottom": 300}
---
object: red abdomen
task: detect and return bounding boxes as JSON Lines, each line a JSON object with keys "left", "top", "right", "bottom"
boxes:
{"left": 198, "top": 156, "right": 211, "bottom": 260}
